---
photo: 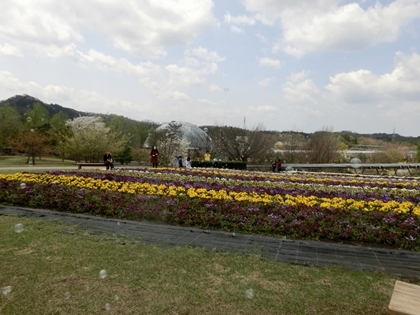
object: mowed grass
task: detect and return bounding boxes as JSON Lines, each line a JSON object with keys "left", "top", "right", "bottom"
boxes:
{"left": 0, "top": 155, "right": 110, "bottom": 174}
{"left": 0, "top": 156, "right": 77, "bottom": 174}
{"left": 0, "top": 155, "right": 140, "bottom": 174}
{"left": 0, "top": 155, "right": 76, "bottom": 166}
{"left": 0, "top": 216, "right": 398, "bottom": 315}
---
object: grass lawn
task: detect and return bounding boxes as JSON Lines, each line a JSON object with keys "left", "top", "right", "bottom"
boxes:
{"left": 0, "top": 155, "right": 77, "bottom": 174}
{"left": 0, "top": 155, "right": 76, "bottom": 167}
{"left": 0, "top": 216, "right": 398, "bottom": 315}
{"left": 0, "top": 155, "right": 140, "bottom": 174}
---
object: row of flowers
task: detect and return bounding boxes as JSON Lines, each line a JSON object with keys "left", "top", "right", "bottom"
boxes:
{"left": 0, "top": 168, "right": 419, "bottom": 250}
{"left": 2, "top": 172, "right": 420, "bottom": 215}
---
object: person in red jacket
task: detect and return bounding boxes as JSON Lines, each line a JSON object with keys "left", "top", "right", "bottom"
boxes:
{"left": 150, "top": 145, "right": 159, "bottom": 168}
{"left": 277, "top": 159, "right": 282, "bottom": 172}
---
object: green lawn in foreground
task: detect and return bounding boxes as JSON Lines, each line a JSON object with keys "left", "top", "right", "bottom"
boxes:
{"left": 0, "top": 216, "right": 397, "bottom": 315}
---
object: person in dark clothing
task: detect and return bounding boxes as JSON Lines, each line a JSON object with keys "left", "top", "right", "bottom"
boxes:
{"left": 103, "top": 150, "right": 114, "bottom": 170}
{"left": 150, "top": 145, "right": 159, "bottom": 168}
{"left": 271, "top": 160, "right": 277, "bottom": 172}
{"left": 277, "top": 159, "right": 282, "bottom": 172}
{"left": 176, "top": 156, "right": 183, "bottom": 168}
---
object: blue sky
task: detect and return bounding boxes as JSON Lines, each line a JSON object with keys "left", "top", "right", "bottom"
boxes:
{"left": 0, "top": 0, "right": 419, "bottom": 136}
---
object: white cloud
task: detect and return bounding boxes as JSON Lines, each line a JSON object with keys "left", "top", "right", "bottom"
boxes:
{"left": 259, "top": 57, "right": 281, "bottom": 67}
{"left": 0, "top": 71, "right": 28, "bottom": 93}
{"left": 46, "top": 43, "right": 222, "bottom": 94}
{"left": 244, "top": 0, "right": 420, "bottom": 57}
{"left": 283, "top": 79, "right": 320, "bottom": 104}
{"left": 209, "top": 84, "right": 223, "bottom": 92}
{"left": 255, "top": 32, "right": 268, "bottom": 43}
{"left": 164, "top": 61, "right": 217, "bottom": 87}
{"left": 288, "top": 71, "right": 310, "bottom": 83}
{"left": 259, "top": 77, "right": 276, "bottom": 86}
{"left": 186, "top": 46, "right": 225, "bottom": 62}
{"left": 0, "top": 1, "right": 83, "bottom": 45}
{"left": 0, "top": 0, "right": 217, "bottom": 58}
{"left": 230, "top": 26, "right": 245, "bottom": 33}
{"left": 276, "top": 51, "right": 420, "bottom": 129}
{"left": 0, "top": 70, "right": 149, "bottom": 116}
{"left": 0, "top": 43, "right": 23, "bottom": 57}
{"left": 252, "top": 105, "right": 278, "bottom": 112}
{"left": 158, "top": 90, "right": 190, "bottom": 102}
{"left": 325, "top": 52, "right": 420, "bottom": 111}
{"left": 164, "top": 62, "right": 205, "bottom": 86}
{"left": 224, "top": 12, "right": 256, "bottom": 25}
{"left": 59, "top": 43, "right": 162, "bottom": 77}
{"left": 243, "top": 0, "right": 331, "bottom": 25}
{"left": 198, "top": 98, "right": 219, "bottom": 105}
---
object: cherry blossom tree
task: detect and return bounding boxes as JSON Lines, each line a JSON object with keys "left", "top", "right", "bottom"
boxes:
{"left": 64, "top": 116, "right": 126, "bottom": 162}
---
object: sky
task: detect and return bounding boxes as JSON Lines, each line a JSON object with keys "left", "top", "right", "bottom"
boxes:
{"left": 0, "top": 0, "right": 420, "bottom": 136}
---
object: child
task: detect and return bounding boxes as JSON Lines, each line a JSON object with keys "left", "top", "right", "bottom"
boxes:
{"left": 271, "top": 160, "right": 277, "bottom": 172}
{"left": 186, "top": 156, "right": 192, "bottom": 169}
{"left": 176, "top": 156, "right": 183, "bottom": 167}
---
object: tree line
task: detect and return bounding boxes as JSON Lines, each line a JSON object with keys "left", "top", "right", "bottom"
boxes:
{"left": 1, "top": 102, "right": 418, "bottom": 166}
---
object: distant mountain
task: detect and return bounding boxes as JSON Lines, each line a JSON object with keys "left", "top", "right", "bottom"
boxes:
{"left": 0, "top": 94, "right": 87, "bottom": 119}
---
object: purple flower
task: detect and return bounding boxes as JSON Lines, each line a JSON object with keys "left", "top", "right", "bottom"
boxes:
{"left": 248, "top": 207, "right": 260, "bottom": 212}
{"left": 383, "top": 216, "right": 397, "bottom": 224}
{"left": 314, "top": 211, "right": 324, "bottom": 218}
{"left": 403, "top": 217, "right": 417, "bottom": 226}
{"left": 405, "top": 235, "right": 417, "bottom": 241}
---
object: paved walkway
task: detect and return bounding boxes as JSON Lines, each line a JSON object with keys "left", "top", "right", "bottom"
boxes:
{"left": 1, "top": 205, "right": 420, "bottom": 279}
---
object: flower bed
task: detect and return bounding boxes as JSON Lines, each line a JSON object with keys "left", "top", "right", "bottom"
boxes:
{"left": 1, "top": 168, "right": 419, "bottom": 250}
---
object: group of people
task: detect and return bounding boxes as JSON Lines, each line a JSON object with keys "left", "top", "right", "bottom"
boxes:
{"left": 150, "top": 146, "right": 211, "bottom": 169}
{"left": 175, "top": 155, "right": 192, "bottom": 169}
{"left": 104, "top": 150, "right": 114, "bottom": 170}
{"left": 102, "top": 146, "right": 208, "bottom": 170}
{"left": 106, "top": 147, "right": 283, "bottom": 172}
{"left": 272, "top": 159, "right": 283, "bottom": 172}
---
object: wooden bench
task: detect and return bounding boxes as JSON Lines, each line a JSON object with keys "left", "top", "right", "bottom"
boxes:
{"left": 77, "top": 163, "right": 107, "bottom": 170}
{"left": 388, "top": 280, "right": 420, "bottom": 315}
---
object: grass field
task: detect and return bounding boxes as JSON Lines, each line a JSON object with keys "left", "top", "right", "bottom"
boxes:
{"left": 0, "top": 215, "right": 399, "bottom": 315}
{"left": 0, "top": 155, "right": 82, "bottom": 174}
{"left": 0, "top": 155, "right": 140, "bottom": 174}
{"left": 0, "top": 155, "right": 76, "bottom": 167}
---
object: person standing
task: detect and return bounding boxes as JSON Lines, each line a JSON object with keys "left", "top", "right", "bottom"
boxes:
{"left": 150, "top": 145, "right": 159, "bottom": 168}
{"left": 271, "top": 160, "right": 277, "bottom": 172}
{"left": 277, "top": 159, "right": 282, "bottom": 172}
{"left": 186, "top": 156, "right": 192, "bottom": 169}
{"left": 204, "top": 151, "right": 211, "bottom": 161}
{"left": 176, "top": 156, "right": 183, "bottom": 168}
{"left": 104, "top": 150, "right": 114, "bottom": 170}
